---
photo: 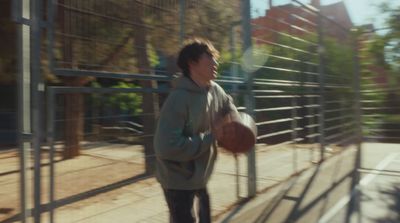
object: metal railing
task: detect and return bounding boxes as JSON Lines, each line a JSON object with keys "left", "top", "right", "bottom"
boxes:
{"left": 6, "top": 0, "right": 379, "bottom": 222}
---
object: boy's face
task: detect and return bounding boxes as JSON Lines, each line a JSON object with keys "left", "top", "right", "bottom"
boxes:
{"left": 189, "top": 53, "right": 219, "bottom": 84}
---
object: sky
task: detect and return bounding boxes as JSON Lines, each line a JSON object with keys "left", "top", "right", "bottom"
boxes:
{"left": 251, "top": 0, "right": 399, "bottom": 33}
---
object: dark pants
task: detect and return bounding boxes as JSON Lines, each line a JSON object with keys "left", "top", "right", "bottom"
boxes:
{"left": 162, "top": 188, "right": 211, "bottom": 223}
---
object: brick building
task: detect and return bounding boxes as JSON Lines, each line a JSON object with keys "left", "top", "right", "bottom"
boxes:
{"left": 252, "top": 0, "right": 353, "bottom": 43}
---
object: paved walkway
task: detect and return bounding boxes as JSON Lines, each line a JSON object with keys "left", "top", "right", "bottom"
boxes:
{"left": 4, "top": 143, "right": 397, "bottom": 223}
{"left": 49, "top": 143, "right": 323, "bottom": 223}
{"left": 217, "top": 143, "right": 400, "bottom": 223}
{"left": 0, "top": 142, "right": 328, "bottom": 223}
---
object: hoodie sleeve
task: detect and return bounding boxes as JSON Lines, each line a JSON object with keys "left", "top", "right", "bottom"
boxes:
{"left": 154, "top": 91, "right": 214, "bottom": 162}
{"left": 223, "top": 93, "right": 237, "bottom": 115}
{"left": 215, "top": 84, "right": 237, "bottom": 116}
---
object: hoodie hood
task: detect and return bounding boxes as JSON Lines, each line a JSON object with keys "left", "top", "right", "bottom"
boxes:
{"left": 175, "top": 76, "right": 215, "bottom": 93}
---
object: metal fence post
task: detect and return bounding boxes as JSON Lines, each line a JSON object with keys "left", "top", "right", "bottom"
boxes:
{"left": 14, "top": 0, "right": 32, "bottom": 221}
{"left": 241, "top": 0, "right": 257, "bottom": 198}
{"left": 46, "top": 88, "right": 56, "bottom": 223}
{"left": 316, "top": 9, "right": 326, "bottom": 162}
{"left": 288, "top": 14, "right": 298, "bottom": 173}
{"left": 31, "top": 0, "right": 44, "bottom": 221}
{"left": 352, "top": 32, "right": 363, "bottom": 165}
{"left": 352, "top": 30, "right": 363, "bottom": 223}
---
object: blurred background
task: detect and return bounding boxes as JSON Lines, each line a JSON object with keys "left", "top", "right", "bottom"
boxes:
{"left": 1, "top": 0, "right": 399, "bottom": 222}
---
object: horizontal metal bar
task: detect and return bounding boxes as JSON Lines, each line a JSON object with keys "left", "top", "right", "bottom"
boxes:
{"left": 361, "top": 99, "right": 400, "bottom": 103}
{"left": 324, "top": 85, "right": 352, "bottom": 90}
{"left": 306, "top": 133, "right": 320, "bottom": 138}
{"left": 254, "top": 78, "right": 316, "bottom": 85}
{"left": 251, "top": 19, "right": 317, "bottom": 46}
{"left": 49, "top": 86, "right": 169, "bottom": 94}
{"left": 270, "top": 1, "right": 318, "bottom": 27}
{"left": 252, "top": 37, "right": 317, "bottom": 56}
{"left": 252, "top": 65, "right": 301, "bottom": 73}
{"left": 324, "top": 107, "right": 353, "bottom": 113}
{"left": 361, "top": 83, "right": 390, "bottom": 88}
{"left": 293, "top": 137, "right": 305, "bottom": 142}
{"left": 254, "top": 79, "right": 334, "bottom": 88}
{"left": 257, "top": 129, "right": 294, "bottom": 140}
{"left": 304, "top": 114, "right": 321, "bottom": 118}
{"left": 52, "top": 68, "right": 173, "bottom": 81}
{"left": 252, "top": 13, "right": 316, "bottom": 37}
{"left": 363, "top": 121, "right": 400, "bottom": 125}
{"left": 256, "top": 53, "right": 318, "bottom": 67}
{"left": 256, "top": 117, "right": 300, "bottom": 126}
{"left": 255, "top": 94, "right": 320, "bottom": 99}
{"left": 253, "top": 90, "right": 286, "bottom": 93}
{"left": 361, "top": 88, "right": 400, "bottom": 93}
{"left": 255, "top": 95, "right": 300, "bottom": 99}
{"left": 253, "top": 80, "right": 318, "bottom": 88}
{"left": 255, "top": 106, "right": 300, "bottom": 112}
{"left": 290, "top": 12, "right": 317, "bottom": 27}
{"left": 304, "top": 104, "right": 320, "bottom": 108}
{"left": 254, "top": 65, "right": 319, "bottom": 76}
{"left": 292, "top": 0, "right": 351, "bottom": 32}
{"left": 305, "top": 124, "right": 319, "bottom": 129}
{"left": 362, "top": 107, "right": 400, "bottom": 110}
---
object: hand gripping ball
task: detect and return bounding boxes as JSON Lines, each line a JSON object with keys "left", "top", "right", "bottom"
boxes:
{"left": 217, "top": 111, "right": 257, "bottom": 154}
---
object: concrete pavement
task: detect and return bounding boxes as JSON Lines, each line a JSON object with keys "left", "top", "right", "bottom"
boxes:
{"left": 2, "top": 143, "right": 397, "bottom": 223}
{"left": 217, "top": 143, "right": 400, "bottom": 223}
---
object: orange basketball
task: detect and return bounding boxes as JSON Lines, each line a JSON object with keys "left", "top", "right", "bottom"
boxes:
{"left": 217, "top": 112, "right": 257, "bottom": 154}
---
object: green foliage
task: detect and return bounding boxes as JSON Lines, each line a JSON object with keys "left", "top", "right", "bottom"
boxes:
{"left": 147, "top": 43, "right": 160, "bottom": 68}
{"left": 91, "top": 81, "right": 142, "bottom": 115}
{"left": 358, "top": 3, "right": 400, "bottom": 141}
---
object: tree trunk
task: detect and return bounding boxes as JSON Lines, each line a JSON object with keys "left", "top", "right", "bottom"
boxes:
{"left": 59, "top": 0, "right": 90, "bottom": 159}
{"left": 64, "top": 92, "right": 84, "bottom": 158}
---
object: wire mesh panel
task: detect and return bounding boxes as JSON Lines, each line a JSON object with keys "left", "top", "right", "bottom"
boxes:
{"left": 249, "top": 0, "right": 359, "bottom": 192}
{"left": 0, "top": 148, "right": 34, "bottom": 223}
{"left": 45, "top": 88, "right": 171, "bottom": 222}
{"left": 44, "top": 0, "right": 249, "bottom": 222}
{"left": 0, "top": 97, "right": 22, "bottom": 222}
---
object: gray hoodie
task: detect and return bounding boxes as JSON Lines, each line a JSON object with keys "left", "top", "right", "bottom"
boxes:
{"left": 154, "top": 76, "right": 236, "bottom": 190}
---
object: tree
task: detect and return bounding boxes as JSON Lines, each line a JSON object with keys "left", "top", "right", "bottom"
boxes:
{"left": 358, "top": 3, "right": 400, "bottom": 142}
{"left": 49, "top": 0, "right": 240, "bottom": 162}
